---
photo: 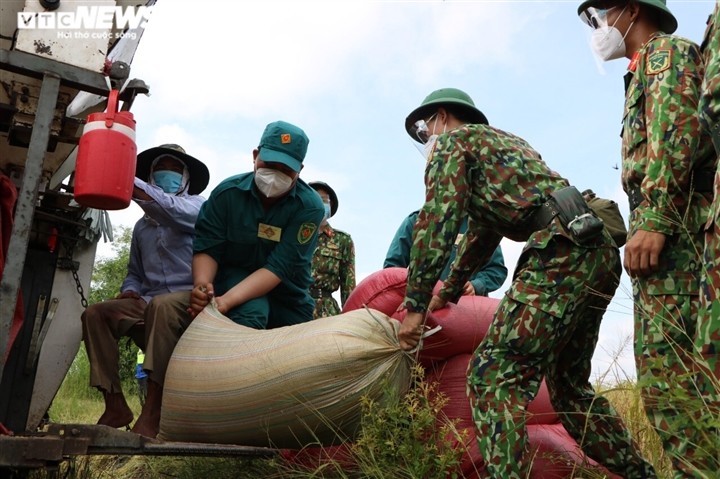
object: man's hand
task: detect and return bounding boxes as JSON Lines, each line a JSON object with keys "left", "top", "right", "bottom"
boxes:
{"left": 623, "top": 229, "right": 666, "bottom": 277}
{"left": 188, "top": 283, "right": 214, "bottom": 318}
{"left": 462, "top": 282, "right": 476, "bottom": 296}
{"left": 428, "top": 295, "right": 447, "bottom": 311}
{"left": 398, "top": 311, "right": 424, "bottom": 351}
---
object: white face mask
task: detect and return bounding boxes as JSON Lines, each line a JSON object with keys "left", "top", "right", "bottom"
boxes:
{"left": 591, "top": 26, "right": 627, "bottom": 61}
{"left": 589, "top": 7, "right": 633, "bottom": 62}
{"left": 424, "top": 135, "right": 439, "bottom": 162}
{"left": 254, "top": 167, "right": 294, "bottom": 197}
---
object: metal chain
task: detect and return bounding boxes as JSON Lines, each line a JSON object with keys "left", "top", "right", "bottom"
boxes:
{"left": 66, "top": 242, "right": 89, "bottom": 309}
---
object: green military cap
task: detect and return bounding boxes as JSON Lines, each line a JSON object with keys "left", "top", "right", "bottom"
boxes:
{"left": 258, "top": 120, "right": 309, "bottom": 173}
{"left": 405, "top": 88, "right": 488, "bottom": 141}
{"left": 577, "top": 0, "right": 677, "bottom": 34}
{"left": 405, "top": 88, "right": 488, "bottom": 139}
{"left": 309, "top": 181, "right": 339, "bottom": 217}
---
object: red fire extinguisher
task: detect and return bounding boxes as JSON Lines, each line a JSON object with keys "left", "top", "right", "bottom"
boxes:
{"left": 74, "top": 89, "right": 137, "bottom": 210}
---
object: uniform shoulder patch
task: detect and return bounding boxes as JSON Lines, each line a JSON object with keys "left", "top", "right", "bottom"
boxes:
{"left": 646, "top": 49, "right": 671, "bottom": 75}
{"left": 298, "top": 222, "right": 317, "bottom": 244}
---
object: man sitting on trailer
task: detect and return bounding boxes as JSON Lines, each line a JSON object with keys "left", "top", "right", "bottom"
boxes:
{"left": 130, "top": 120, "right": 324, "bottom": 438}
{"left": 80, "top": 144, "right": 209, "bottom": 429}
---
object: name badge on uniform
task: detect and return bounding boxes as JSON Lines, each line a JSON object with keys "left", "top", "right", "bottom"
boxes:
{"left": 258, "top": 223, "right": 282, "bottom": 242}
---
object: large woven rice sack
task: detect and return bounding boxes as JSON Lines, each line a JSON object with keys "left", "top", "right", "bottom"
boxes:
{"left": 159, "top": 305, "right": 413, "bottom": 448}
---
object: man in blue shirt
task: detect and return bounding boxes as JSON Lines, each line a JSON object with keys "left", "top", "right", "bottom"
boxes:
{"left": 130, "top": 120, "right": 324, "bottom": 438}
{"left": 384, "top": 210, "right": 507, "bottom": 296}
{"left": 81, "top": 144, "right": 208, "bottom": 430}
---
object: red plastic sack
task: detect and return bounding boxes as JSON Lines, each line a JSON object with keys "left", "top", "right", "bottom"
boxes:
{"left": 426, "top": 354, "right": 620, "bottom": 478}
{"left": 343, "top": 267, "right": 408, "bottom": 316}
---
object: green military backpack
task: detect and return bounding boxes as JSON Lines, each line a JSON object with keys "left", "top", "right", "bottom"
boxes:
{"left": 582, "top": 189, "right": 628, "bottom": 248}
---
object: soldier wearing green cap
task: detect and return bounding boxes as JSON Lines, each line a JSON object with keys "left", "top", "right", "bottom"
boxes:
{"left": 130, "top": 121, "right": 324, "bottom": 438}
{"left": 578, "top": 1, "right": 718, "bottom": 476}
{"left": 308, "top": 181, "right": 356, "bottom": 318}
{"left": 398, "top": 87, "right": 655, "bottom": 479}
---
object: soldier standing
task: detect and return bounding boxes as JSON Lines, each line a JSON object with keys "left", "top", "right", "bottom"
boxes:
{"left": 308, "top": 181, "right": 356, "bottom": 318}
{"left": 578, "top": 1, "right": 717, "bottom": 476}
{"left": 397, "top": 87, "right": 655, "bottom": 479}
{"left": 698, "top": 0, "right": 720, "bottom": 446}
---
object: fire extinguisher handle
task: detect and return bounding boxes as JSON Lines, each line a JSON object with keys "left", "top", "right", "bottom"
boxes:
{"left": 104, "top": 89, "right": 119, "bottom": 128}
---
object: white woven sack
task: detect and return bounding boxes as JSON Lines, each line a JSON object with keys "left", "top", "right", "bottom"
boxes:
{"left": 158, "top": 304, "right": 412, "bottom": 447}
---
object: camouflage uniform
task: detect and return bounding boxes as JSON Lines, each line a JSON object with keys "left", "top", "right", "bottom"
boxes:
{"left": 403, "top": 124, "right": 655, "bottom": 479}
{"left": 699, "top": 0, "right": 720, "bottom": 415}
{"left": 622, "top": 33, "right": 717, "bottom": 477}
{"left": 310, "top": 224, "right": 355, "bottom": 318}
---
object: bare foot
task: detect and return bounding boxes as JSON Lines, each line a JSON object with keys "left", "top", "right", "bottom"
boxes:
{"left": 97, "top": 409, "right": 133, "bottom": 428}
{"left": 97, "top": 391, "right": 133, "bottom": 428}
{"left": 130, "top": 409, "right": 160, "bottom": 438}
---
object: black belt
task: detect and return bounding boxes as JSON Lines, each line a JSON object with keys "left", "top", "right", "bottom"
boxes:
{"left": 529, "top": 197, "right": 560, "bottom": 232}
{"left": 310, "top": 288, "right": 332, "bottom": 299}
{"left": 627, "top": 169, "right": 715, "bottom": 211}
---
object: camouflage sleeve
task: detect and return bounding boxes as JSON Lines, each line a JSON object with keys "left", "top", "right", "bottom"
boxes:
{"left": 700, "top": 2, "right": 720, "bottom": 130}
{"left": 339, "top": 233, "right": 356, "bottom": 305}
{"left": 439, "top": 221, "right": 502, "bottom": 302}
{"left": 403, "top": 132, "right": 469, "bottom": 312}
{"left": 637, "top": 38, "right": 705, "bottom": 234}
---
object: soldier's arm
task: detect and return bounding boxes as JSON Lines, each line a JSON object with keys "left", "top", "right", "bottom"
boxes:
{"left": 638, "top": 38, "right": 704, "bottom": 234}
{"left": 340, "top": 234, "right": 356, "bottom": 305}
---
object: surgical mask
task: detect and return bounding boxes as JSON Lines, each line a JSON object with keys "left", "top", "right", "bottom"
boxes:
{"left": 323, "top": 202, "right": 332, "bottom": 219}
{"left": 591, "top": 25, "right": 629, "bottom": 61}
{"left": 254, "top": 167, "right": 294, "bottom": 197}
{"left": 588, "top": 6, "right": 632, "bottom": 62}
{"left": 152, "top": 170, "right": 183, "bottom": 193}
{"left": 424, "top": 135, "right": 439, "bottom": 162}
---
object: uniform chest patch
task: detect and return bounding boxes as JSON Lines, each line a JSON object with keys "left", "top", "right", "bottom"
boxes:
{"left": 647, "top": 49, "right": 671, "bottom": 75}
{"left": 258, "top": 223, "right": 282, "bottom": 242}
{"left": 298, "top": 223, "right": 317, "bottom": 244}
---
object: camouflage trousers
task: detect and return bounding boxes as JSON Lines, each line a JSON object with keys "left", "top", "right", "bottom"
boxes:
{"left": 312, "top": 295, "right": 340, "bottom": 319}
{"left": 633, "top": 236, "right": 719, "bottom": 478}
{"left": 468, "top": 235, "right": 655, "bottom": 479}
{"left": 700, "top": 220, "right": 720, "bottom": 402}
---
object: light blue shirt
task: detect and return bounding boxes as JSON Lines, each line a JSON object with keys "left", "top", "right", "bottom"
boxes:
{"left": 121, "top": 178, "right": 205, "bottom": 303}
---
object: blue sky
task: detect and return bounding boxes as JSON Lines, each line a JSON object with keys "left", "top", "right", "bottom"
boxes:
{"left": 99, "top": 0, "right": 716, "bottom": 381}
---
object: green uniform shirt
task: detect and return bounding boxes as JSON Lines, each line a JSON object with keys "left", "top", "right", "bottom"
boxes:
{"left": 193, "top": 172, "right": 324, "bottom": 325}
{"left": 310, "top": 224, "right": 356, "bottom": 318}
{"left": 700, "top": 1, "right": 720, "bottom": 131}
{"left": 384, "top": 210, "right": 507, "bottom": 296}
{"left": 623, "top": 33, "right": 714, "bottom": 237}
{"left": 700, "top": 2, "right": 720, "bottom": 226}
{"left": 622, "top": 33, "right": 715, "bottom": 295}
{"left": 403, "top": 124, "right": 573, "bottom": 312}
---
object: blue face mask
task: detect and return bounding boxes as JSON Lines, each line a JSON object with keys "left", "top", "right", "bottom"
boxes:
{"left": 323, "top": 202, "right": 332, "bottom": 219}
{"left": 152, "top": 170, "right": 183, "bottom": 194}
